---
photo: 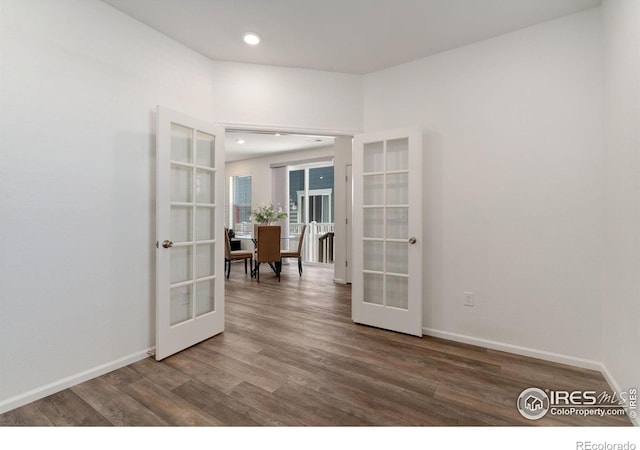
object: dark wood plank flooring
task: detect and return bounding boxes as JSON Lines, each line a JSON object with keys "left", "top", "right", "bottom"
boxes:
{"left": 0, "top": 264, "right": 632, "bottom": 426}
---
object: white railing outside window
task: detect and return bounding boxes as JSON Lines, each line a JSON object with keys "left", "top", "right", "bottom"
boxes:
{"left": 233, "top": 221, "right": 253, "bottom": 236}
{"left": 289, "top": 221, "right": 335, "bottom": 264}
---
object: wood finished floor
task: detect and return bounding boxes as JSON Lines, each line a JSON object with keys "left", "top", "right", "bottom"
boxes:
{"left": 0, "top": 264, "right": 632, "bottom": 426}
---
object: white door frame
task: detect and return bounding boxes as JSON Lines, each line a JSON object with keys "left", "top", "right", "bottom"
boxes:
{"left": 346, "top": 164, "right": 353, "bottom": 283}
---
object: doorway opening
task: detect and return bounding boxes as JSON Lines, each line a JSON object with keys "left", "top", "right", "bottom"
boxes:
{"left": 223, "top": 127, "right": 352, "bottom": 281}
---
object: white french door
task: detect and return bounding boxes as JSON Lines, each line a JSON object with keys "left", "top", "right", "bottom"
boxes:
{"left": 155, "top": 106, "right": 225, "bottom": 360}
{"left": 352, "top": 127, "right": 423, "bottom": 336}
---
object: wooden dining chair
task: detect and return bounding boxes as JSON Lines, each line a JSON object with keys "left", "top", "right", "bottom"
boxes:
{"left": 224, "top": 228, "right": 253, "bottom": 279}
{"left": 255, "top": 225, "right": 281, "bottom": 283}
{"left": 281, "top": 224, "right": 307, "bottom": 276}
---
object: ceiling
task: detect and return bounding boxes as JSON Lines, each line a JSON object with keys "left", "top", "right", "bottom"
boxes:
{"left": 101, "top": 0, "right": 601, "bottom": 160}
{"left": 101, "top": 0, "right": 600, "bottom": 74}
{"left": 225, "top": 131, "right": 335, "bottom": 162}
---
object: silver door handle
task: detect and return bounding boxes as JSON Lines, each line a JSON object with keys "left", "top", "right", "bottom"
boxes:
{"left": 162, "top": 240, "right": 174, "bottom": 248}
{"left": 408, "top": 237, "right": 417, "bottom": 244}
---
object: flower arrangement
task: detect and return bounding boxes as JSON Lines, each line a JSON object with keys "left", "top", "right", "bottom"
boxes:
{"left": 252, "top": 202, "right": 288, "bottom": 225}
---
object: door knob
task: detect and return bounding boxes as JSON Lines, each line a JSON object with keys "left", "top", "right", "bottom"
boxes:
{"left": 408, "top": 237, "right": 417, "bottom": 244}
{"left": 162, "top": 240, "right": 174, "bottom": 248}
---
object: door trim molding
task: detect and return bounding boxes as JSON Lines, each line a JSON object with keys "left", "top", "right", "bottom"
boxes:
{"left": 219, "top": 122, "right": 360, "bottom": 138}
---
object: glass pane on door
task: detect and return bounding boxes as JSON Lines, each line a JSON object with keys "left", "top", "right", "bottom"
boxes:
{"left": 195, "top": 207, "right": 215, "bottom": 240}
{"left": 363, "top": 241, "right": 384, "bottom": 271}
{"left": 363, "top": 273, "right": 384, "bottom": 305}
{"left": 196, "top": 279, "right": 215, "bottom": 316}
{"left": 386, "top": 138, "right": 409, "bottom": 171}
{"left": 171, "top": 206, "right": 193, "bottom": 243}
{"left": 171, "top": 166, "right": 192, "bottom": 203}
{"left": 171, "top": 124, "right": 192, "bottom": 163}
{"left": 196, "top": 131, "right": 215, "bottom": 168}
{"left": 386, "top": 242, "right": 408, "bottom": 274}
{"left": 170, "top": 246, "right": 192, "bottom": 284}
{"left": 363, "top": 175, "right": 384, "bottom": 205}
{"left": 196, "top": 244, "right": 215, "bottom": 278}
{"left": 363, "top": 141, "right": 384, "bottom": 173}
{"left": 387, "top": 173, "right": 408, "bottom": 205}
{"left": 386, "top": 276, "right": 408, "bottom": 309}
{"left": 195, "top": 169, "right": 214, "bottom": 204}
{"left": 170, "top": 284, "right": 193, "bottom": 326}
{"left": 363, "top": 208, "right": 384, "bottom": 238}
{"left": 386, "top": 207, "right": 408, "bottom": 239}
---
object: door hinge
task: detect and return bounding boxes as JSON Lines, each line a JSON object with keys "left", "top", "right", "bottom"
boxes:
{"left": 345, "top": 260, "right": 348, "bottom": 267}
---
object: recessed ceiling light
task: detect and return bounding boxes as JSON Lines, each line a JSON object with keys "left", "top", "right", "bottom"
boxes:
{"left": 242, "top": 32, "right": 261, "bottom": 46}
{"left": 236, "top": 139, "right": 245, "bottom": 144}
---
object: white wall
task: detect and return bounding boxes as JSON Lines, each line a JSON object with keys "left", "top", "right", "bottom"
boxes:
{"left": 0, "top": 0, "right": 362, "bottom": 413}
{"left": 0, "top": 0, "right": 217, "bottom": 410}
{"left": 601, "top": 0, "right": 640, "bottom": 421}
{"left": 364, "top": 9, "right": 605, "bottom": 364}
{"left": 211, "top": 61, "right": 363, "bottom": 134}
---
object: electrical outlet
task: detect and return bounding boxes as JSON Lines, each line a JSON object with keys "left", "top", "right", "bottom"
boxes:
{"left": 464, "top": 291, "right": 474, "bottom": 307}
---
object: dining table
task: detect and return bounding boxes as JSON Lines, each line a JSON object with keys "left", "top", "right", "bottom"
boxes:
{"left": 234, "top": 232, "right": 294, "bottom": 277}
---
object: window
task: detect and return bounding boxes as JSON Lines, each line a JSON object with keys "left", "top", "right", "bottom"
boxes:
{"left": 308, "top": 166, "right": 334, "bottom": 223}
{"left": 288, "top": 166, "right": 334, "bottom": 225}
{"left": 287, "top": 163, "right": 335, "bottom": 264}
{"left": 229, "top": 175, "right": 252, "bottom": 234}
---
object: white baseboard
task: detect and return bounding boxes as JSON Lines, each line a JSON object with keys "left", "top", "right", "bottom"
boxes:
{"left": 423, "top": 327, "right": 639, "bottom": 427}
{"left": 0, "top": 347, "right": 154, "bottom": 415}
{"left": 423, "top": 327, "right": 602, "bottom": 371}
{"left": 599, "top": 363, "right": 640, "bottom": 427}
